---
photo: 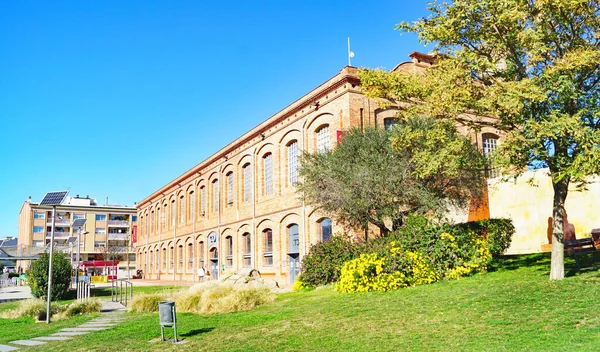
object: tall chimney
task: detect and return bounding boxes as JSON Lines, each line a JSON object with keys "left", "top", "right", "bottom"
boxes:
{"left": 106, "top": 197, "right": 109, "bottom": 206}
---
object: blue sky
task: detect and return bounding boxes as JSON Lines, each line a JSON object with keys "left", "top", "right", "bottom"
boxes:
{"left": 0, "top": 1, "right": 431, "bottom": 238}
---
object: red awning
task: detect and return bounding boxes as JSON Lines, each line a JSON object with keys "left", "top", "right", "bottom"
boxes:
{"left": 80, "top": 260, "right": 119, "bottom": 267}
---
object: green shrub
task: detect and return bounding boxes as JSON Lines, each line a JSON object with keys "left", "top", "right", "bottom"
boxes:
{"left": 452, "top": 218, "right": 514, "bottom": 256}
{"left": 300, "top": 234, "right": 361, "bottom": 288}
{"left": 28, "top": 252, "right": 72, "bottom": 300}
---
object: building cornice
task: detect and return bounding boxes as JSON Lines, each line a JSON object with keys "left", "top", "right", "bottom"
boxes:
{"left": 137, "top": 66, "right": 362, "bottom": 208}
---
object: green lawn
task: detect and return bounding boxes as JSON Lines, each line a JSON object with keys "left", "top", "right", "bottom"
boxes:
{"left": 4, "top": 253, "right": 600, "bottom": 351}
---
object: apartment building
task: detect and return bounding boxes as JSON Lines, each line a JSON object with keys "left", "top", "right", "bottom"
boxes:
{"left": 17, "top": 194, "right": 138, "bottom": 278}
{"left": 135, "top": 52, "right": 503, "bottom": 286}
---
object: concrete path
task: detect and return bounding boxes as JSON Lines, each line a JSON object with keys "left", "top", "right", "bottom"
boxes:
{"left": 2, "top": 300, "right": 127, "bottom": 351}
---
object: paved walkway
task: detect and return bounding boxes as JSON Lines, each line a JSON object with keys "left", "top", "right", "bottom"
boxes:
{"left": 0, "top": 300, "right": 126, "bottom": 352}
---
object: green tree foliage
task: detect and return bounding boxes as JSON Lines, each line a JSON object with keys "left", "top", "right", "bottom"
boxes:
{"left": 297, "top": 124, "right": 483, "bottom": 235}
{"left": 359, "top": 0, "right": 600, "bottom": 280}
{"left": 28, "top": 252, "right": 72, "bottom": 300}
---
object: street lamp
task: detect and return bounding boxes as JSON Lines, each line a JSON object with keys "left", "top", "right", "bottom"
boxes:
{"left": 39, "top": 190, "right": 69, "bottom": 324}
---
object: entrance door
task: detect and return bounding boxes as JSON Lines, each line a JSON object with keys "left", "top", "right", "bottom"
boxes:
{"left": 210, "top": 247, "right": 219, "bottom": 280}
{"left": 289, "top": 254, "right": 300, "bottom": 285}
{"left": 210, "top": 260, "right": 219, "bottom": 280}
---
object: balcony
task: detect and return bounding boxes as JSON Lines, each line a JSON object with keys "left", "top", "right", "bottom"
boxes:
{"left": 108, "top": 220, "right": 130, "bottom": 227}
{"left": 108, "top": 233, "right": 129, "bottom": 240}
{"left": 46, "top": 232, "right": 70, "bottom": 239}
{"left": 47, "top": 219, "right": 71, "bottom": 226}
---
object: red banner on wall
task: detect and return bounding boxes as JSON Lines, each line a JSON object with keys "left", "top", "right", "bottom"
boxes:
{"left": 337, "top": 130, "right": 344, "bottom": 144}
{"left": 132, "top": 225, "right": 137, "bottom": 243}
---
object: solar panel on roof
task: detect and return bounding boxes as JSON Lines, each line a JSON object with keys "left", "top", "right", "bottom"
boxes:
{"left": 39, "top": 191, "right": 69, "bottom": 206}
{"left": 71, "top": 218, "right": 87, "bottom": 228}
{"left": 67, "top": 237, "right": 77, "bottom": 244}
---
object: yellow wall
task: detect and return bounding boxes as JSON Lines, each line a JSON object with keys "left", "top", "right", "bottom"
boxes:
{"left": 488, "top": 169, "right": 600, "bottom": 254}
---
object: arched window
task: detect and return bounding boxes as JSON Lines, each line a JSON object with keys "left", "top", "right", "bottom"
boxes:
{"left": 243, "top": 163, "right": 252, "bottom": 202}
{"left": 316, "top": 125, "right": 330, "bottom": 153}
{"left": 151, "top": 211, "right": 155, "bottom": 235}
{"left": 171, "top": 200, "right": 176, "bottom": 229}
{"left": 212, "top": 179, "right": 219, "bottom": 212}
{"left": 200, "top": 186, "right": 206, "bottom": 216}
{"left": 263, "top": 153, "right": 273, "bottom": 195}
{"left": 287, "top": 141, "right": 299, "bottom": 186}
{"left": 319, "top": 218, "right": 332, "bottom": 242}
{"left": 227, "top": 172, "right": 234, "bottom": 207}
{"left": 242, "top": 232, "right": 251, "bottom": 267}
{"left": 187, "top": 243, "right": 193, "bottom": 270}
{"left": 189, "top": 190, "right": 195, "bottom": 221}
{"left": 179, "top": 196, "right": 185, "bottom": 224}
{"left": 383, "top": 118, "right": 398, "bottom": 131}
{"left": 149, "top": 250, "right": 153, "bottom": 273}
{"left": 162, "top": 248, "right": 167, "bottom": 270}
{"left": 226, "top": 236, "right": 233, "bottom": 267}
{"left": 263, "top": 229, "right": 273, "bottom": 266}
{"left": 197, "top": 241, "right": 205, "bottom": 268}
{"left": 482, "top": 133, "right": 499, "bottom": 178}
{"left": 288, "top": 224, "right": 299, "bottom": 253}
{"left": 170, "top": 246, "right": 175, "bottom": 269}
{"left": 178, "top": 245, "right": 183, "bottom": 271}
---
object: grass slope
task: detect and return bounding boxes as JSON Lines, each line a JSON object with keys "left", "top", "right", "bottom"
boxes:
{"left": 11, "top": 254, "right": 600, "bottom": 351}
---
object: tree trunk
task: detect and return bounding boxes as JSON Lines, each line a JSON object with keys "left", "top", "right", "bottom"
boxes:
{"left": 549, "top": 176, "right": 569, "bottom": 280}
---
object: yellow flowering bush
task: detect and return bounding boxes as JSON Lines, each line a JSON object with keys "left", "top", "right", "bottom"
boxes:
{"left": 292, "top": 275, "right": 309, "bottom": 291}
{"left": 336, "top": 253, "right": 408, "bottom": 293}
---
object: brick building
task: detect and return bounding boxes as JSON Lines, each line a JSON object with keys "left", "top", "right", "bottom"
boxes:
{"left": 135, "top": 52, "right": 502, "bottom": 286}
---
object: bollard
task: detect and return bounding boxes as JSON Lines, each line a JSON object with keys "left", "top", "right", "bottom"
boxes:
{"left": 158, "top": 301, "right": 178, "bottom": 343}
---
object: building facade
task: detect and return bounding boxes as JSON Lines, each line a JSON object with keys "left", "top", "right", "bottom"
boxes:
{"left": 17, "top": 195, "right": 138, "bottom": 278}
{"left": 135, "top": 52, "right": 503, "bottom": 286}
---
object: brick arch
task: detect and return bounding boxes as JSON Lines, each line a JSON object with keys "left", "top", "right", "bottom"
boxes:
{"left": 278, "top": 129, "right": 301, "bottom": 145}
{"left": 305, "top": 112, "right": 334, "bottom": 131}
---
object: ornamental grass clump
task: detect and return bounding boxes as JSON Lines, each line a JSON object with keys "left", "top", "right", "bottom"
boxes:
{"left": 1, "top": 298, "right": 66, "bottom": 320}
{"left": 128, "top": 282, "right": 275, "bottom": 315}
{"left": 62, "top": 298, "right": 102, "bottom": 317}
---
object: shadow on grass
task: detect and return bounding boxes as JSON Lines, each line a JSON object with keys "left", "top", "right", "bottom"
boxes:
{"left": 180, "top": 327, "right": 214, "bottom": 337}
{"left": 565, "top": 251, "right": 600, "bottom": 277}
{"left": 490, "top": 252, "right": 551, "bottom": 272}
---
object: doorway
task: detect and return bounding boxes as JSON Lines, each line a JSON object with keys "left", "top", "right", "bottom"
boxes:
{"left": 288, "top": 253, "right": 300, "bottom": 285}
{"left": 210, "top": 247, "right": 219, "bottom": 280}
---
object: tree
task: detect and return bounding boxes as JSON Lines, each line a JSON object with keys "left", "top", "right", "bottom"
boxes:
{"left": 99, "top": 240, "right": 127, "bottom": 276}
{"left": 296, "top": 124, "right": 483, "bottom": 236}
{"left": 28, "top": 252, "right": 71, "bottom": 300}
{"left": 359, "top": 0, "right": 600, "bottom": 279}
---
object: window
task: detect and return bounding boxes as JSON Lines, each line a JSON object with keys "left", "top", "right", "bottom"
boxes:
{"left": 197, "top": 241, "right": 205, "bottom": 267}
{"left": 95, "top": 241, "right": 106, "bottom": 248}
{"left": 156, "top": 251, "right": 160, "bottom": 270}
{"left": 33, "top": 226, "right": 44, "bottom": 233}
{"left": 189, "top": 191, "right": 195, "bottom": 221}
{"left": 482, "top": 133, "right": 499, "bottom": 178}
{"left": 73, "top": 214, "right": 85, "bottom": 220}
{"left": 212, "top": 180, "right": 219, "bottom": 212}
{"left": 95, "top": 228, "right": 106, "bottom": 234}
{"left": 226, "top": 236, "right": 233, "bottom": 267}
{"left": 171, "top": 200, "right": 176, "bottom": 228}
{"left": 95, "top": 214, "right": 106, "bottom": 221}
{"left": 242, "top": 232, "right": 251, "bottom": 267}
{"left": 263, "top": 153, "right": 273, "bottom": 195}
{"left": 263, "top": 229, "right": 273, "bottom": 266}
{"left": 34, "top": 212, "right": 45, "bottom": 219}
{"left": 227, "top": 172, "right": 234, "bottom": 206}
{"left": 32, "top": 240, "right": 44, "bottom": 247}
{"left": 162, "top": 248, "right": 167, "bottom": 269}
{"left": 243, "top": 163, "right": 252, "bottom": 202}
{"left": 287, "top": 141, "right": 299, "bottom": 186}
{"left": 151, "top": 211, "right": 155, "bottom": 234}
{"left": 170, "top": 247, "right": 174, "bottom": 269}
{"left": 132, "top": 216, "right": 137, "bottom": 222}
{"left": 288, "top": 224, "right": 299, "bottom": 253}
{"left": 149, "top": 251, "right": 153, "bottom": 272}
{"left": 320, "top": 218, "right": 332, "bottom": 242}
{"left": 180, "top": 196, "right": 185, "bottom": 224}
{"left": 384, "top": 118, "right": 399, "bottom": 131}
{"left": 200, "top": 187, "right": 206, "bottom": 215}
{"left": 178, "top": 245, "right": 183, "bottom": 270}
{"left": 316, "top": 125, "right": 330, "bottom": 153}
{"left": 188, "top": 243, "right": 193, "bottom": 270}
